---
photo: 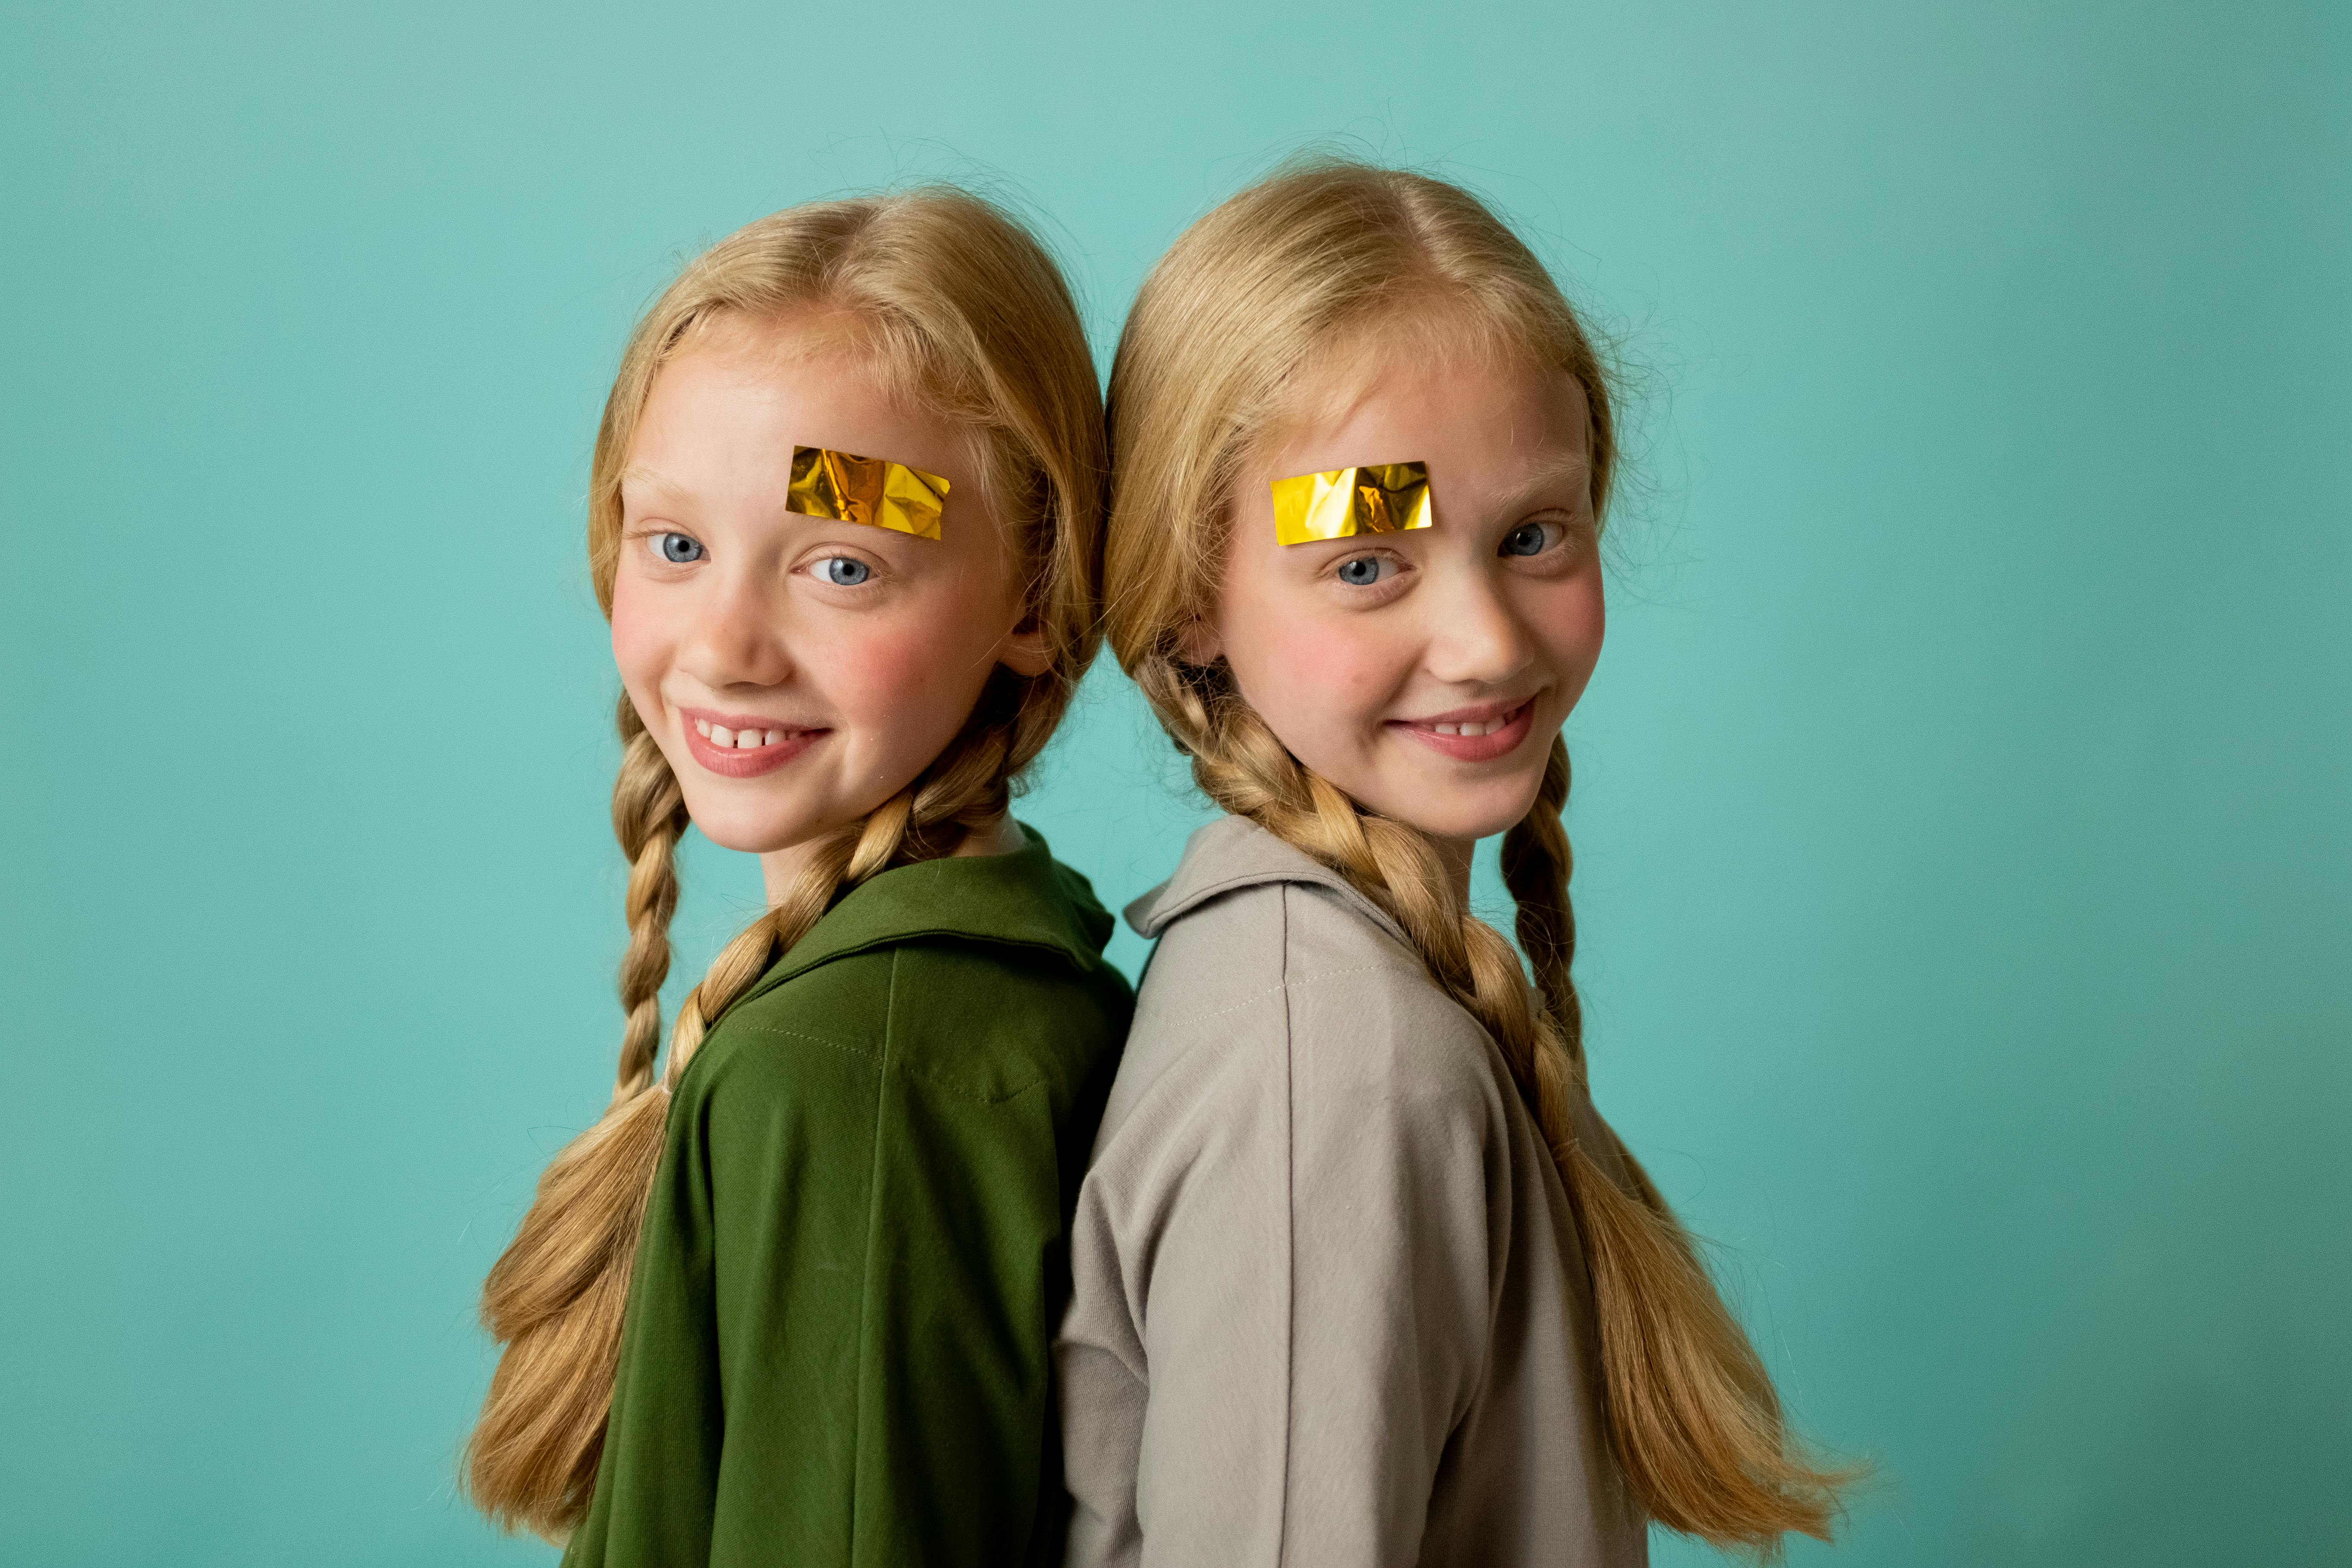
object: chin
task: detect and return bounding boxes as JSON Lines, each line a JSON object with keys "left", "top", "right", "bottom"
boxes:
{"left": 695, "top": 823, "right": 794, "bottom": 856}
{"left": 676, "top": 799, "right": 811, "bottom": 857}
{"left": 1383, "top": 781, "right": 1548, "bottom": 845}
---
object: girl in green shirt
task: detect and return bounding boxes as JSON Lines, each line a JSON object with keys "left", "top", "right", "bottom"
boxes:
{"left": 464, "top": 191, "right": 1132, "bottom": 1567}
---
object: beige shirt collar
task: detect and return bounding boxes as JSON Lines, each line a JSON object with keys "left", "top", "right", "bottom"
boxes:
{"left": 1124, "top": 814, "right": 1414, "bottom": 949}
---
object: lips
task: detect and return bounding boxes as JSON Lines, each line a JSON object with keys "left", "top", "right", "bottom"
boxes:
{"left": 678, "top": 709, "right": 828, "bottom": 778}
{"left": 1388, "top": 699, "right": 1537, "bottom": 764}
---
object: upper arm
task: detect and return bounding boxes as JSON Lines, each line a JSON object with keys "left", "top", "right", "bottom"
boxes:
{"left": 1277, "top": 958, "right": 1505, "bottom": 1559}
{"left": 685, "top": 949, "right": 1079, "bottom": 1567}
{"left": 1092, "top": 919, "right": 1504, "bottom": 1568}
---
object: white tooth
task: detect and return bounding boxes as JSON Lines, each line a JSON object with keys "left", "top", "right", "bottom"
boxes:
{"left": 735, "top": 728, "right": 761, "bottom": 749}
{"left": 695, "top": 719, "right": 711, "bottom": 737}
{"left": 710, "top": 725, "right": 734, "bottom": 747}
{"left": 1435, "top": 723, "right": 1459, "bottom": 735}
{"left": 1478, "top": 719, "right": 1499, "bottom": 736}
{"left": 764, "top": 729, "right": 784, "bottom": 745}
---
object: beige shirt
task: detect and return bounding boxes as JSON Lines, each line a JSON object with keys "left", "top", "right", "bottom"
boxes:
{"left": 1058, "top": 816, "right": 1648, "bottom": 1568}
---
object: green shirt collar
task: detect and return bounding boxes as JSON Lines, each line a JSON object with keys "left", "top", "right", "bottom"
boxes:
{"left": 734, "top": 822, "right": 1114, "bottom": 1010}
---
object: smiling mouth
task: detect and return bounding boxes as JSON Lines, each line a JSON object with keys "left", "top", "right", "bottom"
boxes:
{"left": 1388, "top": 698, "right": 1539, "bottom": 762}
{"left": 692, "top": 717, "right": 804, "bottom": 752}
{"left": 1419, "top": 713, "right": 1515, "bottom": 737}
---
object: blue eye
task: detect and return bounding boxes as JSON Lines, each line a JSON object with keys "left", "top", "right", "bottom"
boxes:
{"left": 655, "top": 532, "right": 703, "bottom": 563}
{"left": 820, "top": 556, "right": 871, "bottom": 586}
{"left": 1501, "top": 523, "right": 1553, "bottom": 558}
{"left": 1336, "top": 555, "right": 1392, "bottom": 587}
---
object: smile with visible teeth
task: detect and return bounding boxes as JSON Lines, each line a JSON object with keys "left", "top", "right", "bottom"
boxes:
{"left": 1422, "top": 715, "right": 1513, "bottom": 737}
{"left": 694, "top": 718, "right": 796, "bottom": 750}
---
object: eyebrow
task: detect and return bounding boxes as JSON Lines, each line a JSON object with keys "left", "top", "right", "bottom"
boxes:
{"left": 616, "top": 465, "right": 696, "bottom": 510}
{"left": 1496, "top": 451, "right": 1593, "bottom": 507}
{"left": 1505, "top": 451, "right": 1599, "bottom": 494}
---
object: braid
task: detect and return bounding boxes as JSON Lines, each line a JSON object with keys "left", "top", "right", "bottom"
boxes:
{"left": 1173, "top": 683, "right": 1848, "bottom": 1550}
{"left": 610, "top": 695, "right": 688, "bottom": 1102}
{"left": 466, "top": 688, "right": 1042, "bottom": 1538}
{"left": 1501, "top": 738, "right": 1581, "bottom": 1065}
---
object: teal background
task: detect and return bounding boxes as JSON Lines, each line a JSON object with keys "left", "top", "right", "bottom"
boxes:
{"left": 3, "top": 1, "right": 2345, "bottom": 1563}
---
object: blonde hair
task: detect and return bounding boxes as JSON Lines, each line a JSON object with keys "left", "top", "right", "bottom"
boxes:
{"left": 1105, "top": 159, "right": 1853, "bottom": 1552}
{"left": 465, "top": 189, "right": 1107, "bottom": 1540}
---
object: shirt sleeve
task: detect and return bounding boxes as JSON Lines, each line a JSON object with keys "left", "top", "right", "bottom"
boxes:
{"left": 1078, "top": 952, "right": 1507, "bottom": 1568}
{"left": 563, "top": 953, "right": 1069, "bottom": 1568}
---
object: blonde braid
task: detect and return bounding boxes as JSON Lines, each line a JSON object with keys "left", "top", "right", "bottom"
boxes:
{"left": 467, "top": 692, "right": 1039, "bottom": 1537}
{"left": 1501, "top": 738, "right": 1581, "bottom": 1063}
{"left": 610, "top": 694, "right": 688, "bottom": 1102}
{"left": 1173, "top": 686, "right": 1844, "bottom": 1550}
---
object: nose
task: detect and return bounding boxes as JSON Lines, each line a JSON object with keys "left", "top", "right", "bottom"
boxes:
{"left": 1419, "top": 563, "right": 1536, "bottom": 689}
{"left": 676, "top": 561, "right": 793, "bottom": 690}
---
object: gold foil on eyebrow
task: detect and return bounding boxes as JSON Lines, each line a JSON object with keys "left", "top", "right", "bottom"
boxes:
{"left": 786, "top": 446, "right": 949, "bottom": 539}
{"left": 1269, "top": 461, "right": 1433, "bottom": 545}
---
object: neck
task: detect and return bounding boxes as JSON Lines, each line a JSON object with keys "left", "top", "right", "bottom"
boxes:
{"left": 756, "top": 812, "right": 1024, "bottom": 906}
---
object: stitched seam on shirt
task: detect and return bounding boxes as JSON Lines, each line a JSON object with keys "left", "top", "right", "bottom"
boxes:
{"left": 728, "top": 1020, "right": 1045, "bottom": 1107}
{"left": 1277, "top": 885, "right": 1296, "bottom": 1564}
{"left": 729, "top": 1021, "right": 883, "bottom": 1064}
{"left": 1171, "top": 961, "right": 1400, "bottom": 1029}
{"left": 846, "top": 949, "right": 899, "bottom": 1562}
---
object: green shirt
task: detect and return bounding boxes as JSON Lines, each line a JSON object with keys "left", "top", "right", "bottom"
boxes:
{"left": 562, "top": 829, "right": 1133, "bottom": 1568}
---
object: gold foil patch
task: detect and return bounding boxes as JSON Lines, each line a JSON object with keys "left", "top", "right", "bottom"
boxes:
{"left": 1270, "top": 462, "right": 1433, "bottom": 545}
{"left": 787, "top": 446, "right": 949, "bottom": 539}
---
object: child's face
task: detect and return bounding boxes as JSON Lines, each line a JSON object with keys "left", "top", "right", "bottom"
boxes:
{"left": 610, "top": 314, "right": 1045, "bottom": 859}
{"left": 1203, "top": 347, "right": 1605, "bottom": 850}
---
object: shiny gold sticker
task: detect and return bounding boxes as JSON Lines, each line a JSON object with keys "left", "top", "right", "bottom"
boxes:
{"left": 1270, "top": 461, "right": 1433, "bottom": 545}
{"left": 787, "top": 446, "right": 949, "bottom": 539}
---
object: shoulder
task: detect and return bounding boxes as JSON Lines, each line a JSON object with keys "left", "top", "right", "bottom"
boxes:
{"left": 688, "top": 934, "right": 1128, "bottom": 1114}
{"left": 885, "top": 935, "right": 1132, "bottom": 1101}
{"left": 1103, "top": 876, "right": 1506, "bottom": 1161}
{"left": 672, "top": 947, "right": 896, "bottom": 1126}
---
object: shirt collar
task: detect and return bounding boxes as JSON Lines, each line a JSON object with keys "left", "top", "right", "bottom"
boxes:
{"left": 736, "top": 822, "right": 1115, "bottom": 1008}
{"left": 1123, "top": 814, "right": 1412, "bottom": 948}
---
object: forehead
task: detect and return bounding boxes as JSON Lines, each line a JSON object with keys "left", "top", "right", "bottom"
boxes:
{"left": 1257, "top": 344, "right": 1590, "bottom": 493}
{"left": 624, "top": 315, "right": 976, "bottom": 500}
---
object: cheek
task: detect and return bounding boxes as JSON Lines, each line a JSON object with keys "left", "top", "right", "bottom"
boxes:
{"left": 1545, "top": 574, "right": 1606, "bottom": 683}
{"left": 1226, "top": 594, "right": 1411, "bottom": 740}
{"left": 828, "top": 625, "right": 940, "bottom": 713}
{"left": 1523, "top": 571, "right": 1606, "bottom": 715}
{"left": 817, "top": 600, "right": 999, "bottom": 739}
{"left": 608, "top": 576, "right": 670, "bottom": 701}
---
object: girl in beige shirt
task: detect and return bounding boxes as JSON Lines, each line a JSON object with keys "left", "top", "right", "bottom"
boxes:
{"left": 1058, "top": 160, "right": 1855, "bottom": 1567}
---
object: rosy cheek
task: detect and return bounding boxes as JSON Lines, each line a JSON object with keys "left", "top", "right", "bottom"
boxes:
{"left": 609, "top": 577, "right": 674, "bottom": 713}
{"left": 1245, "top": 616, "right": 1400, "bottom": 734}
{"left": 821, "top": 620, "right": 958, "bottom": 726}
{"left": 1540, "top": 577, "right": 1606, "bottom": 679}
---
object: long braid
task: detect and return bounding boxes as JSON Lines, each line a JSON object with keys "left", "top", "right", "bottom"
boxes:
{"left": 1154, "top": 669, "right": 1846, "bottom": 1550}
{"left": 1502, "top": 738, "right": 1580, "bottom": 1064}
{"left": 467, "top": 688, "right": 1041, "bottom": 1537}
{"left": 610, "top": 694, "right": 688, "bottom": 1102}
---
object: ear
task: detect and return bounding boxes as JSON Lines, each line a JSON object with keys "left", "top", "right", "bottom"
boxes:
{"left": 998, "top": 620, "right": 1053, "bottom": 678}
{"left": 1175, "top": 616, "right": 1223, "bottom": 666}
